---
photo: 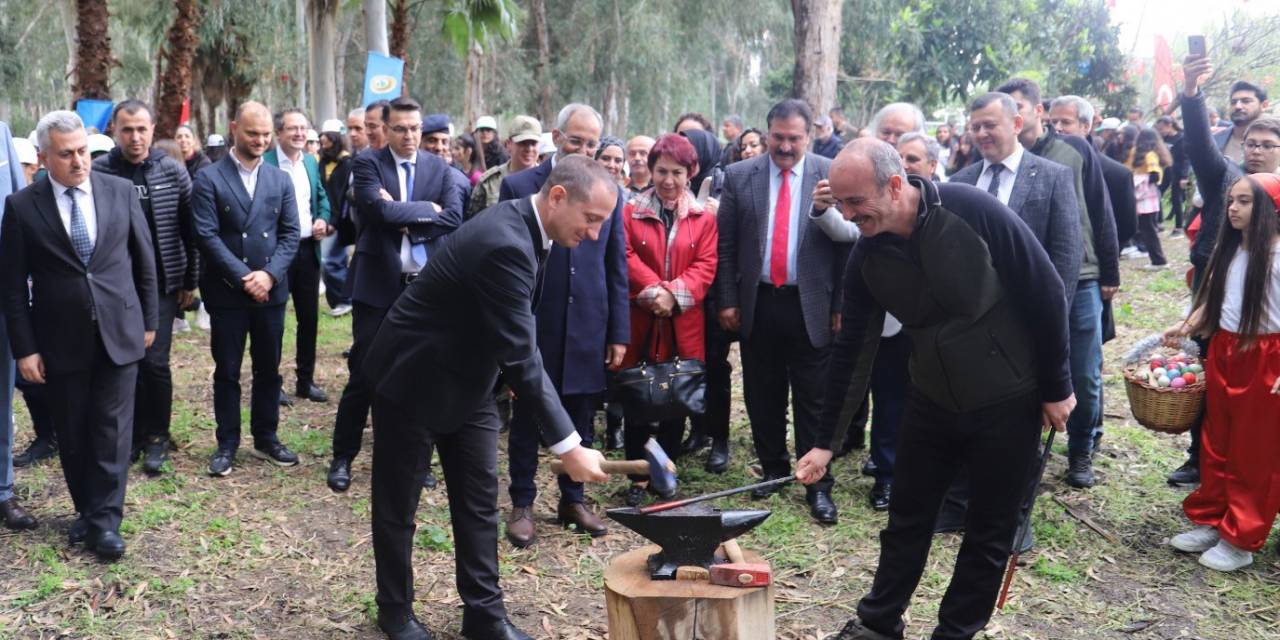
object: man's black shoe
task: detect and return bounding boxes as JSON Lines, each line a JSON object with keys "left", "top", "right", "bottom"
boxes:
{"left": 252, "top": 442, "right": 299, "bottom": 467}
{"left": 752, "top": 473, "right": 789, "bottom": 500}
{"left": 869, "top": 480, "right": 891, "bottom": 511}
{"left": 278, "top": 389, "right": 294, "bottom": 407}
{"left": 704, "top": 438, "right": 729, "bottom": 474}
{"left": 67, "top": 516, "right": 90, "bottom": 545}
{"left": 624, "top": 484, "right": 646, "bottom": 507}
{"left": 0, "top": 498, "right": 37, "bottom": 530}
{"left": 377, "top": 611, "right": 434, "bottom": 640}
{"left": 422, "top": 469, "right": 438, "bottom": 489}
{"left": 1167, "top": 459, "right": 1200, "bottom": 487}
{"left": 296, "top": 382, "right": 329, "bottom": 403}
{"left": 826, "top": 618, "right": 896, "bottom": 640}
{"left": 89, "top": 529, "right": 126, "bottom": 562}
{"left": 208, "top": 448, "right": 236, "bottom": 476}
{"left": 808, "top": 490, "right": 839, "bottom": 525}
{"left": 141, "top": 437, "right": 169, "bottom": 475}
{"left": 679, "top": 430, "right": 711, "bottom": 457}
{"left": 13, "top": 438, "right": 57, "bottom": 467}
{"left": 461, "top": 617, "right": 532, "bottom": 640}
{"left": 1065, "top": 452, "right": 1095, "bottom": 489}
{"left": 327, "top": 458, "right": 352, "bottom": 492}
{"left": 861, "top": 458, "right": 878, "bottom": 477}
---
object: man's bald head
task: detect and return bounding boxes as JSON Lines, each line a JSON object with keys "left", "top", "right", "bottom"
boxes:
{"left": 832, "top": 138, "right": 906, "bottom": 191}
{"left": 231, "top": 101, "right": 273, "bottom": 159}
{"left": 626, "top": 135, "right": 656, "bottom": 183}
{"left": 829, "top": 138, "right": 914, "bottom": 238}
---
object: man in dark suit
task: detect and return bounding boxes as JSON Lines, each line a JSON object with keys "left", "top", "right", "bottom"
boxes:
{"left": 326, "top": 96, "right": 465, "bottom": 493}
{"left": 191, "top": 101, "right": 301, "bottom": 477}
{"left": 1, "top": 111, "right": 159, "bottom": 560}
{"left": 263, "top": 108, "right": 333, "bottom": 405}
{"left": 716, "top": 99, "right": 850, "bottom": 524}
{"left": 364, "top": 155, "right": 611, "bottom": 640}
{"left": 497, "top": 103, "right": 629, "bottom": 546}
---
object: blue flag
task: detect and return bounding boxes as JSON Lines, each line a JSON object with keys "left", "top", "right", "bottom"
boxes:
{"left": 362, "top": 52, "right": 405, "bottom": 107}
{"left": 75, "top": 99, "right": 114, "bottom": 133}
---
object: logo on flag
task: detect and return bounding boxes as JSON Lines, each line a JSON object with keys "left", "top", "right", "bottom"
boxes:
{"left": 363, "top": 52, "right": 406, "bottom": 107}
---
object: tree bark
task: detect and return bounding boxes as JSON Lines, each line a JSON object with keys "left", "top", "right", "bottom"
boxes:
{"left": 388, "top": 0, "right": 410, "bottom": 91}
{"left": 789, "top": 0, "right": 842, "bottom": 116}
{"left": 156, "top": 0, "right": 201, "bottom": 139}
{"left": 529, "top": 0, "right": 553, "bottom": 123}
{"left": 307, "top": 0, "right": 340, "bottom": 124}
{"left": 463, "top": 41, "right": 484, "bottom": 129}
{"left": 72, "top": 0, "right": 114, "bottom": 103}
{"left": 364, "top": 0, "right": 388, "bottom": 56}
{"left": 295, "top": 0, "right": 308, "bottom": 111}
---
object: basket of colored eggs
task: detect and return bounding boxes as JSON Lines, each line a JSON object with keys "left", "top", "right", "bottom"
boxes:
{"left": 1122, "top": 336, "right": 1205, "bottom": 434}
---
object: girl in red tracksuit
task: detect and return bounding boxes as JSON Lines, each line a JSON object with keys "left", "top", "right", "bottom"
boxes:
{"left": 1164, "top": 173, "right": 1280, "bottom": 572}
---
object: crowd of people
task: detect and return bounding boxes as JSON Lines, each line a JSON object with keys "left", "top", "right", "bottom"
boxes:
{"left": 0, "top": 47, "right": 1277, "bottom": 640}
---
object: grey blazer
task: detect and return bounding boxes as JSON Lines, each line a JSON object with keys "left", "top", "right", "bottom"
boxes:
{"left": 950, "top": 153, "right": 1082, "bottom": 301}
{"left": 715, "top": 153, "right": 849, "bottom": 348}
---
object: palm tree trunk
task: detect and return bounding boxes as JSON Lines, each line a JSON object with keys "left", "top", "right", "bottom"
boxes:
{"left": 72, "top": 0, "right": 114, "bottom": 103}
{"left": 529, "top": 0, "right": 553, "bottom": 123}
{"left": 156, "top": 0, "right": 201, "bottom": 139}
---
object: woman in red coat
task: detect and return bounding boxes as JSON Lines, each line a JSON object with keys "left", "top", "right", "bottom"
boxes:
{"left": 620, "top": 133, "right": 719, "bottom": 506}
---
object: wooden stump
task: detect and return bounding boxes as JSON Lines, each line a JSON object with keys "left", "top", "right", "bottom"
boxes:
{"left": 604, "top": 545, "right": 774, "bottom": 640}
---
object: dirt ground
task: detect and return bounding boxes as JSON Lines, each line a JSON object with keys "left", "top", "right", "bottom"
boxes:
{"left": 1, "top": 233, "right": 1278, "bottom": 640}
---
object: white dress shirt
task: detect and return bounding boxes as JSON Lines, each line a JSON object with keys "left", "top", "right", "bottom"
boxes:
{"left": 761, "top": 155, "right": 805, "bottom": 285}
{"left": 49, "top": 175, "right": 98, "bottom": 245}
{"left": 229, "top": 148, "right": 262, "bottom": 199}
{"left": 975, "top": 144, "right": 1024, "bottom": 206}
{"left": 391, "top": 149, "right": 421, "bottom": 273}
{"left": 525, "top": 195, "right": 581, "bottom": 456}
{"left": 276, "top": 145, "right": 313, "bottom": 238}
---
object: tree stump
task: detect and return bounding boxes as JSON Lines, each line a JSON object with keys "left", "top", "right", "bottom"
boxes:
{"left": 604, "top": 545, "right": 774, "bottom": 640}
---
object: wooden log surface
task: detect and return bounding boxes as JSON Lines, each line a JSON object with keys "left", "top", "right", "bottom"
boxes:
{"left": 605, "top": 545, "right": 775, "bottom": 640}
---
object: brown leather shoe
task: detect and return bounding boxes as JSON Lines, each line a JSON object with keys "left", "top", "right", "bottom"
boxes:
{"left": 506, "top": 506, "right": 536, "bottom": 548}
{"left": 557, "top": 502, "right": 608, "bottom": 537}
{"left": 0, "top": 498, "right": 38, "bottom": 530}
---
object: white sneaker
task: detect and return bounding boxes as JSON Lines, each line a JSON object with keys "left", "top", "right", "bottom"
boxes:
{"left": 195, "top": 305, "right": 212, "bottom": 331}
{"left": 1120, "top": 246, "right": 1139, "bottom": 257}
{"left": 1198, "top": 539, "right": 1253, "bottom": 572}
{"left": 1170, "top": 525, "right": 1219, "bottom": 552}
{"left": 172, "top": 318, "right": 191, "bottom": 334}
{"left": 329, "top": 303, "right": 353, "bottom": 318}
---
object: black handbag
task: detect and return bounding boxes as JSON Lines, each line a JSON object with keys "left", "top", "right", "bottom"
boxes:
{"left": 610, "top": 318, "right": 706, "bottom": 423}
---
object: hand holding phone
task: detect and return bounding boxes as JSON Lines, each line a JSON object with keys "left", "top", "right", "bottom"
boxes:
{"left": 1188, "top": 35, "right": 1206, "bottom": 57}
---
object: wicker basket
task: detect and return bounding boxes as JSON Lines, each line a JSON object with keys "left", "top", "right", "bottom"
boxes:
{"left": 1123, "top": 367, "right": 1205, "bottom": 434}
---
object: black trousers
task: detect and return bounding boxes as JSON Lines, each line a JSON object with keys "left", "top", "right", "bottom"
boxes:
{"left": 507, "top": 393, "right": 597, "bottom": 507}
{"left": 623, "top": 417, "right": 685, "bottom": 483}
{"left": 740, "top": 285, "right": 833, "bottom": 493}
{"left": 690, "top": 304, "right": 734, "bottom": 441}
{"left": 857, "top": 388, "right": 1041, "bottom": 640}
{"left": 371, "top": 393, "right": 505, "bottom": 625}
{"left": 866, "top": 333, "right": 911, "bottom": 481}
{"left": 287, "top": 238, "right": 322, "bottom": 387}
{"left": 134, "top": 291, "right": 180, "bottom": 446}
{"left": 209, "top": 304, "right": 286, "bottom": 449}
{"left": 16, "top": 378, "right": 56, "bottom": 442}
{"left": 332, "top": 301, "right": 390, "bottom": 461}
{"left": 1135, "top": 213, "right": 1167, "bottom": 266}
{"left": 46, "top": 337, "right": 137, "bottom": 534}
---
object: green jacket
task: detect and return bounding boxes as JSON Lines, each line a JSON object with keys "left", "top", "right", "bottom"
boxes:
{"left": 468, "top": 161, "right": 511, "bottom": 220}
{"left": 263, "top": 148, "right": 332, "bottom": 261}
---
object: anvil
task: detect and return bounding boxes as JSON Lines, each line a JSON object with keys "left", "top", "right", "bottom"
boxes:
{"left": 607, "top": 503, "right": 771, "bottom": 580}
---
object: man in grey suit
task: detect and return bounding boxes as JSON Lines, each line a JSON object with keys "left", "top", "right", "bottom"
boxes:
{"left": 191, "top": 101, "right": 301, "bottom": 477}
{"left": 717, "top": 99, "right": 850, "bottom": 524}
{"left": 1, "top": 111, "right": 159, "bottom": 561}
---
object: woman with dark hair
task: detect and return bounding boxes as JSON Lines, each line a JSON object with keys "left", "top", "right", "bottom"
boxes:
{"left": 620, "top": 133, "right": 719, "bottom": 504}
{"left": 594, "top": 136, "right": 627, "bottom": 187}
{"left": 945, "top": 132, "right": 979, "bottom": 176}
{"left": 1156, "top": 115, "right": 1190, "bottom": 235}
{"left": 451, "top": 132, "right": 486, "bottom": 187}
{"left": 679, "top": 128, "right": 725, "bottom": 205}
{"left": 732, "top": 127, "right": 764, "bottom": 164}
{"left": 318, "top": 131, "right": 351, "bottom": 224}
{"left": 1126, "top": 125, "right": 1172, "bottom": 268}
{"left": 1163, "top": 174, "right": 1280, "bottom": 572}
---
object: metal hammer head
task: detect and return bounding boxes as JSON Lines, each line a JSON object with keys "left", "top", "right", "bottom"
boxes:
{"left": 644, "top": 437, "right": 678, "bottom": 496}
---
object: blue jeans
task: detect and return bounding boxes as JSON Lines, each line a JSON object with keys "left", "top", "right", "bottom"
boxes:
{"left": 320, "top": 235, "right": 351, "bottom": 309}
{"left": 1066, "top": 281, "right": 1104, "bottom": 456}
{"left": 1, "top": 314, "right": 13, "bottom": 503}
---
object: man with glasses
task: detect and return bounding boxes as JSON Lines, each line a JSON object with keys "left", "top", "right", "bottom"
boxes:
{"left": 325, "top": 96, "right": 466, "bottom": 493}
{"left": 497, "top": 103, "right": 629, "bottom": 548}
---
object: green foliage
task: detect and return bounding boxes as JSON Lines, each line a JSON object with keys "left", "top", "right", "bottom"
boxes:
{"left": 442, "top": 0, "right": 522, "bottom": 58}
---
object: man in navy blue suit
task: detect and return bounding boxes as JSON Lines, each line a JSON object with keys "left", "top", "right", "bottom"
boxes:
{"left": 325, "top": 97, "right": 465, "bottom": 492}
{"left": 497, "top": 103, "right": 629, "bottom": 547}
{"left": 191, "top": 101, "right": 301, "bottom": 477}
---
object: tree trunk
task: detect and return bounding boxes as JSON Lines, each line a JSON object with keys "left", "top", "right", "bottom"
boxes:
{"left": 529, "top": 0, "right": 553, "bottom": 123}
{"left": 789, "top": 0, "right": 842, "bottom": 116}
{"left": 334, "top": 9, "right": 357, "bottom": 113}
{"left": 295, "top": 0, "right": 308, "bottom": 111}
{"left": 72, "top": 0, "right": 114, "bottom": 103}
{"left": 155, "top": 0, "right": 201, "bottom": 139}
{"left": 388, "top": 0, "right": 410, "bottom": 91}
{"left": 463, "top": 41, "right": 484, "bottom": 129}
{"left": 364, "top": 0, "right": 388, "bottom": 56}
{"left": 307, "top": 0, "right": 340, "bottom": 124}
{"left": 58, "top": 0, "right": 78, "bottom": 84}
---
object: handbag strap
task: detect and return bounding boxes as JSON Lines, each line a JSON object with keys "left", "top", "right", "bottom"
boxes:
{"left": 641, "top": 316, "right": 681, "bottom": 364}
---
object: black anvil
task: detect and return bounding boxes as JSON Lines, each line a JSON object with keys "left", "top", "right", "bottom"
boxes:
{"left": 607, "top": 504, "right": 771, "bottom": 580}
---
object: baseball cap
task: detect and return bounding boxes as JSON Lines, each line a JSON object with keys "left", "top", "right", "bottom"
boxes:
{"left": 507, "top": 115, "right": 542, "bottom": 143}
{"left": 87, "top": 133, "right": 115, "bottom": 154}
{"left": 306, "top": 128, "right": 319, "bottom": 142}
{"left": 1096, "top": 117, "right": 1121, "bottom": 132}
{"left": 11, "top": 137, "right": 37, "bottom": 165}
{"left": 475, "top": 115, "right": 497, "bottom": 131}
{"left": 423, "top": 113, "right": 451, "bottom": 135}
{"left": 206, "top": 134, "right": 226, "bottom": 147}
{"left": 320, "top": 118, "right": 345, "bottom": 134}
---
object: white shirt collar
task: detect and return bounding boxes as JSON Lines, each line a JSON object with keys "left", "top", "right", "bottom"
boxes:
{"left": 49, "top": 173, "right": 91, "bottom": 196}
{"left": 981, "top": 144, "right": 1024, "bottom": 176}
{"left": 767, "top": 153, "right": 806, "bottom": 178}
{"left": 276, "top": 143, "right": 303, "bottom": 167}
{"left": 230, "top": 148, "right": 262, "bottom": 174}
{"left": 390, "top": 148, "right": 416, "bottom": 166}
{"left": 528, "top": 195, "right": 553, "bottom": 251}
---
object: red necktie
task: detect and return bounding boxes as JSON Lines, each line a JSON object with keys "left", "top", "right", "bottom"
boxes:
{"left": 770, "top": 169, "right": 791, "bottom": 287}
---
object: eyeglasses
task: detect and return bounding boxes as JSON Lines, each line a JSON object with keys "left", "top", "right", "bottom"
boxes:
{"left": 566, "top": 136, "right": 599, "bottom": 152}
{"left": 390, "top": 124, "right": 422, "bottom": 136}
{"left": 1244, "top": 141, "right": 1279, "bottom": 152}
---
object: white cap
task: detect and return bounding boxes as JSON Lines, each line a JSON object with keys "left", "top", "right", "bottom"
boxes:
{"left": 320, "top": 118, "right": 344, "bottom": 134}
{"left": 12, "top": 137, "right": 37, "bottom": 165}
{"left": 206, "top": 134, "right": 226, "bottom": 147}
{"left": 475, "top": 115, "right": 497, "bottom": 131}
{"left": 306, "top": 128, "right": 319, "bottom": 142}
{"left": 27, "top": 130, "right": 38, "bottom": 150}
{"left": 1096, "top": 117, "right": 1122, "bottom": 132}
{"left": 538, "top": 132, "right": 555, "bottom": 156}
{"left": 87, "top": 133, "right": 115, "bottom": 154}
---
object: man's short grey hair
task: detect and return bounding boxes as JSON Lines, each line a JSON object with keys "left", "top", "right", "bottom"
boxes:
{"left": 723, "top": 114, "right": 744, "bottom": 129}
{"left": 898, "top": 132, "right": 941, "bottom": 163}
{"left": 869, "top": 103, "right": 926, "bottom": 135}
{"left": 844, "top": 139, "right": 907, "bottom": 190}
{"left": 37, "top": 110, "right": 85, "bottom": 151}
{"left": 540, "top": 154, "right": 614, "bottom": 201}
{"left": 1050, "top": 95, "right": 1095, "bottom": 126}
{"left": 347, "top": 107, "right": 365, "bottom": 120}
{"left": 554, "top": 103, "right": 603, "bottom": 131}
{"left": 968, "top": 92, "right": 1019, "bottom": 119}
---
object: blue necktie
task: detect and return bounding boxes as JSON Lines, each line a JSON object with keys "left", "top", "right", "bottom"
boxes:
{"left": 403, "top": 161, "right": 428, "bottom": 266}
{"left": 65, "top": 187, "right": 94, "bottom": 265}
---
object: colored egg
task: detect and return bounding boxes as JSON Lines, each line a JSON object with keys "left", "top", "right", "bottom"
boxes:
{"left": 1189, "top": 364, "right": 1203, "bottom": 373}
{"left": 1183, "top": 372, "right": 1197, "bottom": 384}
{"left": 1170, "top": 377, "right": 1187, "bottom": 388}
{"left": 1157, "top": 376, "right": 1171, "bottom": 387}
{"left": 1153, "top": 367, "right": 1167, "bottom": 377}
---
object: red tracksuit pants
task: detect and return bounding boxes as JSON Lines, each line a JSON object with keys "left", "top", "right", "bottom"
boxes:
{"left": 1183, "top": 330, "right": 1280, "bottom": 551}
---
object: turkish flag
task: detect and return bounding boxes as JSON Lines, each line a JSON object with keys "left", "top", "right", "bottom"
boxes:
{"left": 1154, "top": 36, "right": 1176, "bottom": 110}
{"left": 180, "top": 98, "right": 190, "bottom": 125}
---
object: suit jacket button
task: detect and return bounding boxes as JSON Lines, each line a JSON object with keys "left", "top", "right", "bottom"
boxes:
{"left": 568, "top": 295, "right": 575, "bottom": 304}
{"left": 224, "top": 206, "right": 230, "bottom": 213}
{"left": 263, "top": 232, "right": 269, "bottom": 238}
{"left": 242, "top": 232, "right": 248, "bottom": 238}
{"left": 242, "top": 257, "right": 249, "bottom": 263}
